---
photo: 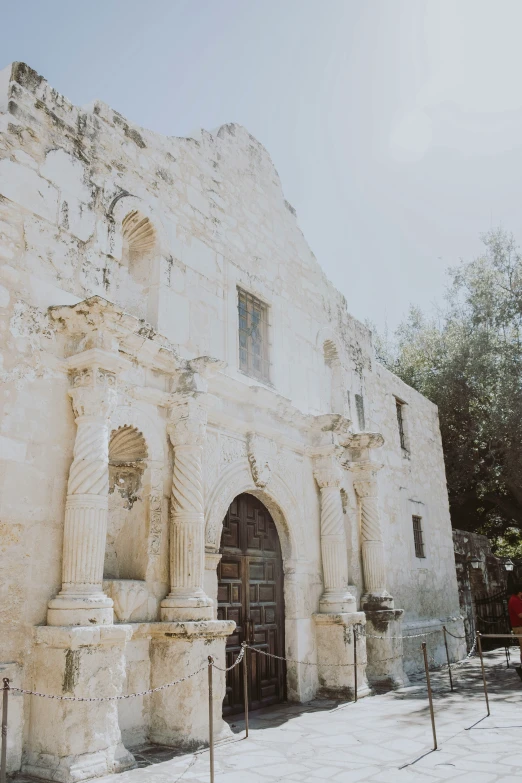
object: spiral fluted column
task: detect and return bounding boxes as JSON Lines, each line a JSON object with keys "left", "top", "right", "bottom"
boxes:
{"left": 48, "top": 366, "right": 117, "bottom": 626}
{"left": 161, "top": 400, "right": 213, "bottom": 621}
{"left": 353, "top": 472, "right": 393, "bottom": 610}
{"left": 314, "top": 461, "right": 356, "bottom": 613}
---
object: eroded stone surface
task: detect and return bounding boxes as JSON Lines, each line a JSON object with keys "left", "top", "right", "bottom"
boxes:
{"left": 0, "top": 61, "right": 464, "bottom": 778}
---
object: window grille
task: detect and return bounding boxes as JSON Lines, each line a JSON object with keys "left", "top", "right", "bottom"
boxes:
{"left": 412, "top": 515, "right": 425, "bottom": 558}
{"left": 396, "top": 399, "right": 407, "bottom": 450}
{"left": 355, "top": 394, "right": 365, "bottom": 431}
{"left": 237, "top": 288, "right": 270, "bottom": 382}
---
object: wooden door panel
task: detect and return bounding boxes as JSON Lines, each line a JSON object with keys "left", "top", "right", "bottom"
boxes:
{"left": 219, "top": 493, "right": 285, "bottom": 715}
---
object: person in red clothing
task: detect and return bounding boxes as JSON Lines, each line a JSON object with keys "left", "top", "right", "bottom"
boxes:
{"left": 508, "top": 585, "right": 522, "bottom": 680}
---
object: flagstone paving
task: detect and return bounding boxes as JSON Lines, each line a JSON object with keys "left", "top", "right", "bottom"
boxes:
{"left": 26, "top": 649, "right": 522, "bottom": 783}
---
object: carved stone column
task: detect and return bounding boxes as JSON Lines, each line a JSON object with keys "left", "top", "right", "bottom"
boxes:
{"left": 48, "top": 360, "right": 118, "bottom": 627}
{"left": 161, "top": 399, "right": 213, "bottom": 621}
{"left": 348, "top": 439, "right": 407, "bottom": 689}
{"left": 314, "top": 456, "right": 356, "bottom": 613}
{"left": 352, "top": 471, "right": 392, "bottom": 610}
{"left": 312, "top": 438, "right": 368, "bottom": 699}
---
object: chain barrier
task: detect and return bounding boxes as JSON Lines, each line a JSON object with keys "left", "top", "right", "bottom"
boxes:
{"left": 444, "top": 628, "right": 468, "bottom": 640}
{"left": 5, "top": 623, "right": 470, "bottom": 702}
{"left": 245, "top": 644, "right": 355, "bottom": 667}
{"left": 7, "top": 645, "right": 250, "bottom": 702}
{"left": 211, "top": 644, "right": 245, "bottom": 672}
{"left": 9, "top": 665, "right": 208, "bottom": 702}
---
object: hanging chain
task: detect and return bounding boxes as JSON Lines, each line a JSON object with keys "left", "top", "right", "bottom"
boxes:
{"left": 211, "top": 644, "right": 245, "bottom": 672}
{"left": 10, "top": 665, "right": 207, "bottom": 701}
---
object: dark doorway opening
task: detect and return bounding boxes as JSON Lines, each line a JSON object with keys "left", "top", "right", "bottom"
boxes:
{"left": 218, "top": 493, "right": 285, "bottom": 715}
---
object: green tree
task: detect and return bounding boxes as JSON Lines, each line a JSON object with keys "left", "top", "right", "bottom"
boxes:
{"left": 376, "top": 228, "right": 522, "bottom": 554}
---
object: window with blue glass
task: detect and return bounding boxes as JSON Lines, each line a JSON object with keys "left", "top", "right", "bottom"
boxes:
{"left": 238, "top": 288, "right": 270, "bottom": 382}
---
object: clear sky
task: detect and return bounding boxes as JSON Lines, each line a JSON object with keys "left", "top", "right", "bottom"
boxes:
{"left": 3, "top": 0, "right": 522, "bottom": 331}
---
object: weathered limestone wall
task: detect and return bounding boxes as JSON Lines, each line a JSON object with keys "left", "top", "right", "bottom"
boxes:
{"left": 369, "top": 364, "right": 466, "bottom": 669}
{"left": 0, "top": 61, "right": 464, "bottom": 774}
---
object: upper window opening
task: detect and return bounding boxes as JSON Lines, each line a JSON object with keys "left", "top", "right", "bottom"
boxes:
{"left": 395, "top": 398, "right": 408, "bottom": 451}
{"left": 238, "top": 288, "right": 270, "bottom": 382}
{"left": 412, "top": 515, "right": 425, "bottom": 558}
{"left": 355, "top": 394, "right": 365, "bottom": 431}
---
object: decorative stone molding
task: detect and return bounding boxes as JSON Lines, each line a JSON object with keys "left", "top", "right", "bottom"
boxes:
{"left": 204, "top": 459, "right": 304, "bottom": 559}
{"left": 247, "top": 432, "right": 273, "bottom": 488}
{"left": 48, "top": 351, "right": 129, "bottom": 627}
{"left": 148, "top": 467, "right": 164, "bottom": 559}
{"left": 103, "top": 579, "right": 148, "bottom": 623}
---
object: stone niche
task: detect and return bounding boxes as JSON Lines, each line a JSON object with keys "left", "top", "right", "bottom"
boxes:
{"left": 104, "top": 425, "right": 153, "bottom": 623}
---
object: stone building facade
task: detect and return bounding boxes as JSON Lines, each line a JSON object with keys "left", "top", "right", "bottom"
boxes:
{"left": 0, "top": 62, "right": 465, "bottom": 781}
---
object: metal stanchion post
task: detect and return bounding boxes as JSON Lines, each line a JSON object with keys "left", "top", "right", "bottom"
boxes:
{"left": 1, "top": 678, "right": 9, "bottom": 783}
{"left": 242, "top": 642, "right": 249, "bottom": 738}
{"left": 442, "top": 626, "right": 454, "bottom": 692}
{"left": 421, "top": 643, "right": 437, "bottom": 751}
{"left": 353, "top": 626, "right": 358, "bottom": 703}
{"left": 476, "top": 633, "right": 490, "bottom": 717}
{"left": 208, "top": 657, "right": 214, "bottom": 783}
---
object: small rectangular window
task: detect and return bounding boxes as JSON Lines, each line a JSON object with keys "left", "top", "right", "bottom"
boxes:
{"left": 412, "top": 515, "right": 425, "bottom": 558}
{"left": 355, "top": 394, "right": 365, "bottom": 431}
{"left": 237, "top": 288, "right": 270, "bottom": 382}
{"left": 396, "top": 399, "right": 407, "bottom": 451}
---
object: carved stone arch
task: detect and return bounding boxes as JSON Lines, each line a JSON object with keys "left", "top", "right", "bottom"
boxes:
{"left": 107, "top": 194, "right": 170, "bottom": 263}
{"left": 204, "top": 460, "right": 304, "bottom": 562}
{"left": 110, "top": 404, "right": 166, "bottom": 465}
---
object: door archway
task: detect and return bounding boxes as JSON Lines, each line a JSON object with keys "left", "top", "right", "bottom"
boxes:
{"left": 218, "top": 493, "right": 285, "bottom": 715}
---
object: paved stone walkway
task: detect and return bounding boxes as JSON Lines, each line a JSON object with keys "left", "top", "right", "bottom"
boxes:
{"left": 98, "top": 649, "right": 521, "bottom": 782}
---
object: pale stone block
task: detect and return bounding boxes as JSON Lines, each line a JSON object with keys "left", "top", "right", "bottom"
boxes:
{"left": 365, "top": 609, "right": 409, "bottom": 689}
{"left": 156, "top": 288, "right": 189, "bottom": 345}
{"left": 59, "top": 196, "right": 96, "bottom": 242}
{"left": 148, "top": 621, "right": 234, "bottom": 749}
{"left": 28, "top": 275, "right": 81, "bottom": 309}
{"left": 0, "top": 159, "right": 58, "bottom": 223}
{"left": 23, "top": 625, "right": 135, "bottom": 783}
{"left": 183, "top": 236, "right": 219, "bottom": 279}
{"left": 313, "top": 612, "right": 370, "bottom": 700}
{"left": 0, "top": 434, "right": 26, "bottom": 462}
{"left": 0, "top": 283, "right": 10, "bottom": 307}
{"left": 41, "top": 149, "right": 91, "bottom": 203}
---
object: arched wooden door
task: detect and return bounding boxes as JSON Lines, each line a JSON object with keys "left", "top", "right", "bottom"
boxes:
{"left": 218, "top": 493, "right": 285, "bottom": 715}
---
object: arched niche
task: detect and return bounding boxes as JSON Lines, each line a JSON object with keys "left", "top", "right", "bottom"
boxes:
{"left": 105, "top": 425, "right": 149, "bottom": 580}
{"left": 104, "top": 405, "right": 167, "bottom": 588}
{"left": 105, "top": 194, "right": 170, "bottom": 326}
{"left": 316, "top": 328, "right": 347, "bottom": 416}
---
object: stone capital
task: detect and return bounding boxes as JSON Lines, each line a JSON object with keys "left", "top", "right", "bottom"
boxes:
{"left": 172, "top": 356, "right": 226, "bottom": 396}
{"left": 68, "top": 367, "right": 118, "bottom": 420}
{"left": 310, "top": 414, "right": 353, "bottom": 449}
{"left": 353, "top": 478, "right": 379, "bottom": 499}
{"left": 313, "top": 453, "right": 343, "bottom": 488}
{"left": 167, "top": 398, "right": 208, "bottom": 447}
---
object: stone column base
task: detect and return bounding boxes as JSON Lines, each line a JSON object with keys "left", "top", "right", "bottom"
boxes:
{"left": 365, "top": 608, "right": 409, "bottom": 689}
{"left": 160, "top": 590, "right": 214, "bottom": 622}
{"left": 147, "top": 620, "right": 235, "bottom": 749}
{"left": 313, "top": 612, "right": 370, "bottom": 700}
{"left": 23, "top": 625, "right": 135, "bottom": 783}
{"left": 47, "top": 591, "right": 114, "bottom": 627}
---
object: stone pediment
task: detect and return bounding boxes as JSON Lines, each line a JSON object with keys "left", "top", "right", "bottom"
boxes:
{"left": 49, "top": 296, "right": 182, "bottom": 373}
